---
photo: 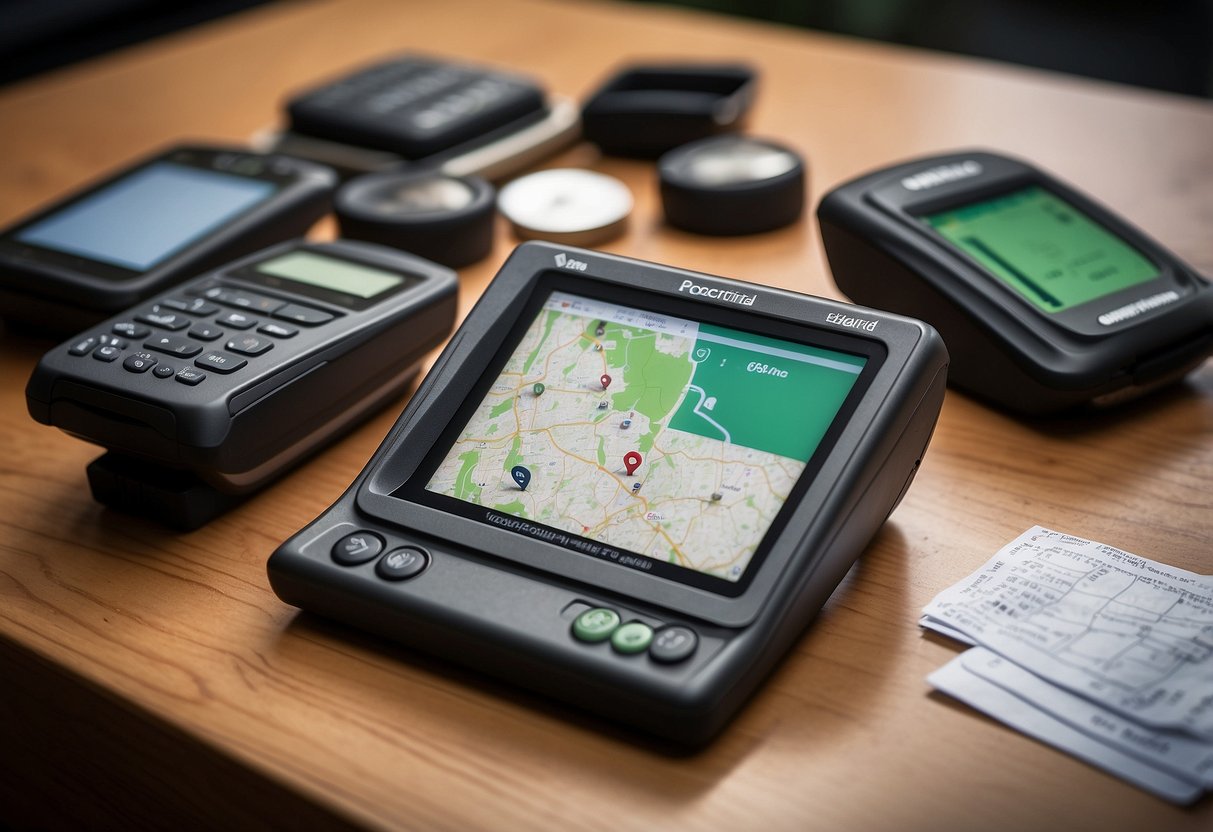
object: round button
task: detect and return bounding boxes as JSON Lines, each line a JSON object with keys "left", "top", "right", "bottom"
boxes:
{"left": 376, "top": 546, "right": 429, "bottom": 581}
{"left": 658, "top": 135, "right": 805, "bottom": 236}
{"left": 331, "top": 531, "right": 384, "bottom": 566}
{"left": 498, "top": 168, "right": 632, "bottom": 246}
{"left": 336, "top": 170, "right": 496, "bottom": 269}
{"left": 572, "top": 607, "right": 621, "bottom": 643}
{"left": 153, "top": 364, "right": 176, "bottom": 378}
{"left": 610, "top": 621, "right": 654, "bottom": 655}
{"left": 649, "top": 626, "right": 699, "bottom": 664}
{"left": 122, "top": 352, "right": 158, "bottom": 374}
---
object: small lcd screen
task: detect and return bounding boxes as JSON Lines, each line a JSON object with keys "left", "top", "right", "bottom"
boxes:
{"left": 421, "top": 290, "right": 868, "bottom": 585}
{"left": 924, "top": 186, "right": 1159, "bottom": 312}
{"left": 15, "top": 162, "right": 277, "bottom": 272}
{"left": 255, "top": 251, "right": 406, "bottom": 299}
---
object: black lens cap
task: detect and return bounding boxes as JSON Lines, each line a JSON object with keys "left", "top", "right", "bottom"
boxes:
{"left": 335, "top": 169, "right": 496, "bottom": 268}
{"left": 658, "top": 135, "right": 805, "bottom": 236}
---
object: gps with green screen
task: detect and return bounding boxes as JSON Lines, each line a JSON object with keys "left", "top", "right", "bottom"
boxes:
{"left": 818, "top": 150, "right": 1213, "bottom": 414}
{"left": 268, "top": 241, "right": 948, "bottom": 744}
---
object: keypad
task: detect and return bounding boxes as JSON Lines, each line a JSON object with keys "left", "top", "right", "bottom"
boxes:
{"left": 65, "top": 281, "right": 338, "bottom": 387}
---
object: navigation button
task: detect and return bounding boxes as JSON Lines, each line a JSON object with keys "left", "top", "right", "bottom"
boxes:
{"left": 212, "top": 288, "right": 285, "bottom": 314}
{"left": 135, "top": 310, "right": 191, "bottom": 331}
{"left": 610, "top": 621, "right": 653, "bottom": 655}
{"left": 215, "top": 311, "right": 258, "bottom": 330}
{"left": 225, "top": 335, "right": 273, "bottom": 356}
{"left": 572, "top": 607, "right": 620, "bottom": 643}
{"left": 257, "top": 322, "right": 297, "bottom": 339}
{"left": 112, "top": 322, "right": 151, "bottom": 339}
{"left": 122, "top": 351, "right": 157, "bottom": 373}
{"left": 649, "top": 626, "right": 698, "bottom": 664}
{"left": 175, "top": 367, "right": 206, "bottom": 385}
{"left": 274, "top": 303, "right": 335, "bottom": 326}
{"left": 144, "top": 335, "right": 203, "bottom": 358}
{"left": 195, "top": 351, "right": 247, "bottom": 374}
{"left": 332, "top": 531, "right": 384, "bottom": 566}
{"left": 188, "top": 324, "right": 224, "bottom": 342}
{"left": 68, "top": 336, "right": 98, "bottom": 356}
{"left": 161, "top": 296, "right": 219, "bottom": 316}
{"left": 376, "top": 546, "right": 429, "bottom": 581}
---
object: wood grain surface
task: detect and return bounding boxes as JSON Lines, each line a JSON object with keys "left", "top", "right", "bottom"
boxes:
{"left": 0, "top": 0, "right": 1210, "bottom": 828}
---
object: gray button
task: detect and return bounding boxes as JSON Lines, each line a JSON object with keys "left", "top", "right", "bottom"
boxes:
{"left": 649, "top": 626, "right": 698, "bottom": 664}
{"left": 376, "top": 546, "right": 429, "bottom": 581}
{"left": 332, "top": 532, "right": 384, "bottom": 566}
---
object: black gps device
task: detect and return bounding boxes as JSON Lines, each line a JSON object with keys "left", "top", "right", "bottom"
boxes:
{"left": 0, "top": 145, "right": 337, "bottom": 333}
{"left": 818, "top": 150, "right": 1213, "bottom": 415}
{"left": 267, "top": 242, "right": 948, "bottom": 745}
{"left": 26, "top": 239, "right": 457, "bottom": 529}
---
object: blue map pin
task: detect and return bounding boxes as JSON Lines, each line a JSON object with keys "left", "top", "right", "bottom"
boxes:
{"left": 511, "top": 465, "right": 531, "bottom": 491}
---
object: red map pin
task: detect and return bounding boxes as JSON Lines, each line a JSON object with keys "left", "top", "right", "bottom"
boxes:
{"left": 600, "top": 373, "right": 612, "bottom": 390}
{"left": 623, "top": 451, "right": 642, "bottom": 476}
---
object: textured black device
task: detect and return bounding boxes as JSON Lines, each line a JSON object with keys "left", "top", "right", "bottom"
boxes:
{"left": 26, "top": 240, "right": 457, "bottom": 528}
{"left": 818, "top": 150, "right": 1213, "bottom": 415}
{"left": 267, "top": 241, "right": 948, "bottom": 745}
{"left": 0, "top": 145, "right": 337, "bottom": 333}
{"left": 272, "top": 54, "right": 578, "bottom": 179}
{"left": 581, "top": 63, "right": 757, "bottom": 158}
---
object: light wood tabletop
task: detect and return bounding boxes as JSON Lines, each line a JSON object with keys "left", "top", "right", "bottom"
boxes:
{"left": 1, "top": 0, "right": 1210, "bottom": 828}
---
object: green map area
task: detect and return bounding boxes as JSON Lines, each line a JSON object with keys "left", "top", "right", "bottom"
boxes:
{"left": 669, "top": 324, "right": 865, "bottom": 461}
{"left": 425, "top": 293, "right": 866, "bottom": 582}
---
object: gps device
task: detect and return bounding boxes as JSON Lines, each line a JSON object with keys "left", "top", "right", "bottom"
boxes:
{"left": 265, "top": 54, "right": 580, "bottom": 180}
{"left": 818, "top": 150, "right": 1213, "bottom": 415}
{"left": 26, "top": 239, "right": 457, "bottom": 529}
{"left": 0, "top": 145, "right": 337, "bottom": 333}
{"left": 267, "top": 242, "right": 947, "bottom": 745}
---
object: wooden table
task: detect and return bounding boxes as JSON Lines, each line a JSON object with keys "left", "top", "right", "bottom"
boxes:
{"left": 1, "top": 0, "right": 1210, "bottom": 828}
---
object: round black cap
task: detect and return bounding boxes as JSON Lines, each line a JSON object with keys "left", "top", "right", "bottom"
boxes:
{"left": 335, "top": 170, "right": 496, "bottom": 268}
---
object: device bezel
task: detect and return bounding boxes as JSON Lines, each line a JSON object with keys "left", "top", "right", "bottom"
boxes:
{"left": 353, "top": 242, "right": 931, "bottom": 627}
{"left": 0, "top": 145, "right": 335, "bottom": 312}
{"left": 863, "top": 151, "right": 1201, "bottom": 339}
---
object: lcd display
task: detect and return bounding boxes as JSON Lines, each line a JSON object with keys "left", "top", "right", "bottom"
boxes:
{"left": 15, "top": 162, "right": 277, "bottom": 272}
{"left": 924, "top": 186, "right": 1159, "bottom": 312}
{"left": 255, "top": 250, "right": 406, "bottom": 299}
{"left": 423, "top": 290, "right": 867, "bottom": 584}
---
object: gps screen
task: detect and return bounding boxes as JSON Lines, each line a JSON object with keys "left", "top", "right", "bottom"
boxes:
{"left": 16, "top": 162, "right": 278, "bottom": 273}
{"left": 923, "top": 186, "right": 1159, "bottom": 312}
{"left": 422, "top": 290, "right": 867, "bottom": 585}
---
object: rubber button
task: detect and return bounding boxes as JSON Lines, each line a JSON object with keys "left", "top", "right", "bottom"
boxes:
{"left": 649, "top": 625, "right": 698, "bottom": 664}
{"left": 572, "top": 607, "right": 621, "bottom": 643}
{"left": 122, "top": 352, "right": 157, "bottom": 373}
{"left": 375, "top": 546, "right": 429, "bottom": 581}
{"left": 331, "top": 532, "right": 384, "bottom": 566}
{"left": 611, "top": 621, "right": 654, "bottom": 654}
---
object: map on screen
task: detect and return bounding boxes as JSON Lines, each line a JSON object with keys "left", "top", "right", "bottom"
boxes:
{"left": 425, "top": 291, "right": 866, "bottom": 582}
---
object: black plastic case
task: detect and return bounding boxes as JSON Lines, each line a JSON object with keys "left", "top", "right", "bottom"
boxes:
{"left": 268, "top": 242, "right": 948, "bottom": 745}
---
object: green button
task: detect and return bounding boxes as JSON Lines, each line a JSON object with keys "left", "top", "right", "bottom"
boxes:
{"left": 610, "top": 621, "right": 654, "bottom": 654}
{"left": 572, "top": 607, "right": 621, "bottom": 643}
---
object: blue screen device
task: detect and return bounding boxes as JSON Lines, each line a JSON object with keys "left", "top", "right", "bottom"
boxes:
{"left": 0, "top": 145, "right": 337, "bottom": 333}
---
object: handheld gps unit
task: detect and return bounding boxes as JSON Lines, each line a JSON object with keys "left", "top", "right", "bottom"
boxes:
{"left": 0, "top": 145, "right": 337, "bottom": 334}
{"left": 267, "top": 242, "right": 948, "bottom": 745}
{"left": 26, "top": 239, "right": 457, "bottom": 529}
{"left": 818, "top": 150, "right": 1213, "bottom": 415}
{"left": 0, "top": 144, "right": 339, "bottom": 334}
